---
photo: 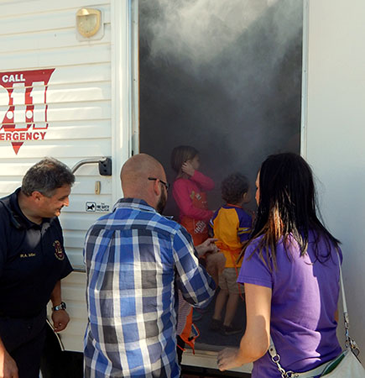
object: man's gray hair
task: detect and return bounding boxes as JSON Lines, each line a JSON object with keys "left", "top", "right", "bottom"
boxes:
{"left": 22, "top": 157, "right": 75, "bottom": 197}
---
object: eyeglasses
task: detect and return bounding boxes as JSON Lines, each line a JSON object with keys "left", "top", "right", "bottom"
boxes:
{"left": 148, "top": 177, "right": 170, "bottom": 192}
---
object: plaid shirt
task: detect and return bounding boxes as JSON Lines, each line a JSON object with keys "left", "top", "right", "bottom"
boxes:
{"left": 84, "top": 198, "right": 216, "bottom": 377}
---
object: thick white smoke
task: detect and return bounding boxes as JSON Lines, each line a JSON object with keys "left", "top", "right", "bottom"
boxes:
{"left": 144, "top": 0, "right": 302, "bottom": 68}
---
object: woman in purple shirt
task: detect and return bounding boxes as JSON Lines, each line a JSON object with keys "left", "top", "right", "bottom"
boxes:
{"left": 217, "top": 153, "right": 342, "bottom": 377}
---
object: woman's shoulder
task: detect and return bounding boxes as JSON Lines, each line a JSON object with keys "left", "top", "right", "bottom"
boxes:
{"left": 245, "top": 234, "right": 266, "bottom": 256}
{"left": 247, "top": 234, "right": 264, "bottom": 246}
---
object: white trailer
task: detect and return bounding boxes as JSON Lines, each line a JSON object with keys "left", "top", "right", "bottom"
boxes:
{"left": 0, "top": 0, "right": 364, "bottom": 376}
{"left": 0, "top": 0, "right": 138, "bottom": 362}
{"left": 0, "top": 1, "right": 250, "bottom": 375}
{"left": 302, "top": 0, "right": 365, "bottom": 354}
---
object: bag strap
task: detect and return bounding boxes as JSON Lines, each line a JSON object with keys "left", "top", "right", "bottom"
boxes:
{"left": 337, "top": 251, "right": 360, "bottom": 354}
{"left": 337, "top": 251, "right": 350, "bottom": 348}
{"left": 268, "top": 249, "right": 359, "bottom": 377}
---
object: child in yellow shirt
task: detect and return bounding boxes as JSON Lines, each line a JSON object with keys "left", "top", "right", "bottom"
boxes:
{"left": 209, "top": 173, "right": 252, "bottom": 335}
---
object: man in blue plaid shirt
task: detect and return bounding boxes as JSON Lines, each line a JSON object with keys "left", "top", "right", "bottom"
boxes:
{"left": 84, "top": 154, "right": 217, "bottom": 377}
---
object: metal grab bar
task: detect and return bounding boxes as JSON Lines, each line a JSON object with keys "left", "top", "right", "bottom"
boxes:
{"left": 71, "top": 157, "right": 112, "bottom": 175}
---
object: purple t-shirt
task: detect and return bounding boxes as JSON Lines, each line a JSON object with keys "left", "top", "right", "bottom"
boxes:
{"left": 238, "top": 231, "right": 342, "bottom": 378}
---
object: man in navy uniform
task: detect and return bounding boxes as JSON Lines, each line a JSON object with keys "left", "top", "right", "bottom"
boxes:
{"left": 0, "top": 157, "right": 75, "bottom": 378}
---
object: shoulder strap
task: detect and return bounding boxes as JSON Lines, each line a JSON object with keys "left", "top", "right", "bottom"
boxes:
{"left": 0, "top": 199, "right": 24, "bottom": 229}
{"left": 337, "top": 250, "right": 359, "bottom": 354}
{"left": 337, "top": 249, "right": 348, "bottom": 316}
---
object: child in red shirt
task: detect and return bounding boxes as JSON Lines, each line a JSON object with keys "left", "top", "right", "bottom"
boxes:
{"left": 171, "top": 145, "right": 216, "bottom": 363}
{"left": 171, "top": 145, "right": 214, "bottom": 246}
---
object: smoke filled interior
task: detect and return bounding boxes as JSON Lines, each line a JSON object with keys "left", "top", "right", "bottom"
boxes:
{"left": 139, "top": 0, "right": 303, "bottom": 350}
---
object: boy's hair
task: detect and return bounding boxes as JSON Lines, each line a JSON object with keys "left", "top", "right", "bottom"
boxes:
{"left": 171, "top": 145, "right": 199, "bottom": 173}
{"left": 221, "top": 173, "right": 249, "bottom": 204}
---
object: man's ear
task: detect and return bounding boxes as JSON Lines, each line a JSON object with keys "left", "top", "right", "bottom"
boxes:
{"left": 31, "top": 191, "right": 43, "bottom": 201}
{"left": 152, "top": 179, "right": 161, "bottom": 196}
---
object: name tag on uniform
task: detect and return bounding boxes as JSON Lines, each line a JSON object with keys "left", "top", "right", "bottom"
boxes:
{"left": 20, "top": 252, "right": 36, "bottom": 258}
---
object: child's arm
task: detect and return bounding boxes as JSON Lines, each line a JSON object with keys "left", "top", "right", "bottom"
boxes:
{"left": 181, "top": 161, "right": 214, "bottom": 192}
{"left": 173, "top": 181, "right": 213, "bottom": 221}
{"left": 190, "top": 170, "right": 215, "bottom": 191}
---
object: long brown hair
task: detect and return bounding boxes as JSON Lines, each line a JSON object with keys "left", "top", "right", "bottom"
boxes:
{"left": 238, "top": 153, "right": 340, "bottom": 270}
{"left": 170, "top": 145, "right": 198, "bottom": 175}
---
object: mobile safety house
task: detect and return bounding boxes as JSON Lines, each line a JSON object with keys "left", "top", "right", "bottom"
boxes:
{"left": 0, "top": 0, "right": 364, "bottom": 376}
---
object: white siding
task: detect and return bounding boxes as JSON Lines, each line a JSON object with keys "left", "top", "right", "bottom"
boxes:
{"left": 0, "top": 0, "right": 133, "bottom": 351}
{"left": 303, "top": 0, "right": 365, "bottom": 352}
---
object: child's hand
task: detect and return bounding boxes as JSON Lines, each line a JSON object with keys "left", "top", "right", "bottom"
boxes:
{"left": 181, "top": 161, "right": 195, "bottom": 177}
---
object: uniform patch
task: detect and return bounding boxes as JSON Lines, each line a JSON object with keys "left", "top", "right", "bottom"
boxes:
{"left": 53, "top": 240, "right": 64, "bottom": 261}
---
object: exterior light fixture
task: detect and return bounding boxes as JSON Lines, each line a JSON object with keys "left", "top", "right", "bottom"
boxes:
{"left": 76, "top": 8, "right": 102, "bottom": 39}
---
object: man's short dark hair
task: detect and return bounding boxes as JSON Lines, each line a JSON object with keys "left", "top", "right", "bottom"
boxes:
{"left": 21, "top": 157, "right": 75, "bottom": 197}
{"left": 221, "top": 173, "right": 250, "bottom": 204}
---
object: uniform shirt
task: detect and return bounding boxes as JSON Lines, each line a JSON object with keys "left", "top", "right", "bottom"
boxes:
{"left": 84, "top": 198, "right": 216, "bottom": 378}
{"left": 209, "top": 204, "right": 252, "bottom": 268}
{"left": 238, "top": 231, "right": 342, "bottom": 378}
{"left": 0, "top": 188, "right": 73, "bottom": 318}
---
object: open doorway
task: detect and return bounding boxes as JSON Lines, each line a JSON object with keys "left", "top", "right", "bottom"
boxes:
{"left": 139, "top": 0, "right": 303, "bottom": 354}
